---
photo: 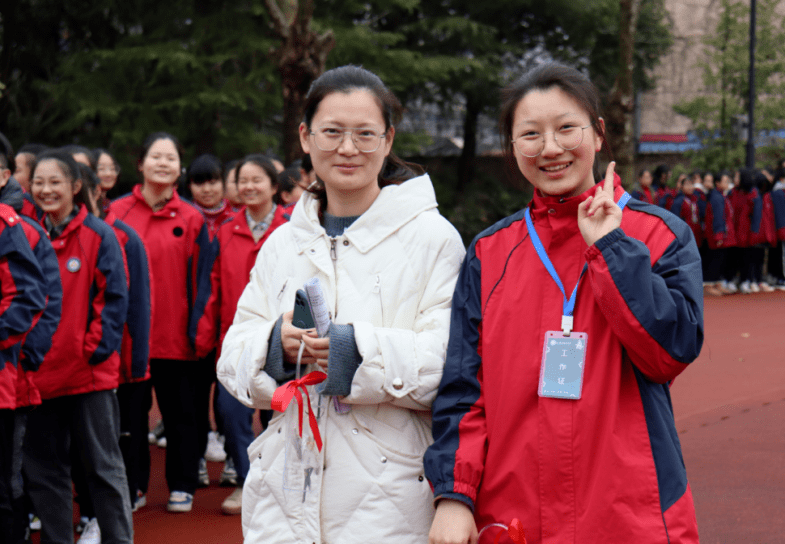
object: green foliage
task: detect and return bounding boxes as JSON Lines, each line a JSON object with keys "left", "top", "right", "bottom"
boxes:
{"left": 673, "top": 0, "right": 785, "bottom": 171}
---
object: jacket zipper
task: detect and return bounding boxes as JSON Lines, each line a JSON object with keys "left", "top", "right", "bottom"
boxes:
{"left": 373, "top": 274, "right": 384, "bottom": 324}
{"left": 330, "top": 237, "right": 338, "bottom": 317}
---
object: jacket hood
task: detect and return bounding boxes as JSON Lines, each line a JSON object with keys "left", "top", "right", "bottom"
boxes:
{"left": 0, "top": 176, "right": 26, "bottom": 212}
{"left": 289, "top": 173, "right": 439, "bottom": 254}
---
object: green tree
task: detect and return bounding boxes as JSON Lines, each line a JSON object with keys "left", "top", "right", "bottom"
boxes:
{"left": 674, "top": 0, "right": 785, "bottom": 171}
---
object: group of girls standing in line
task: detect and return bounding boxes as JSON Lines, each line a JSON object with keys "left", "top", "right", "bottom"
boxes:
{"left": 2, "top": 59, "right": 706, "bottom": 544}
{"left": 632, "top": 164, "right": 785, "bottom": 296}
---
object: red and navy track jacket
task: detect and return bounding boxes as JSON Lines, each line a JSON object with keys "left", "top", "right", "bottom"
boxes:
{"left": 106, "top": 211, "right": 152, "bottom": 382}
{"left": 0, "top": 204, "right": 47, "bottom": 409}
{"left": 669, "top": 192, "right": 703, "bottom": 247}
{"left": 772, "top": 188, "right": 785, "bottom": 241}
{"left": 16, "top": 216, "right": 63, "bottom": 408}
{"left": 21, "top": 192, "right": 45, "bottom": 226}
{"left": 193, "top": 199, "right": 237, "bottom": 240}
{"left": 33, "top": 206, "right": 128, "bottom": 400}
{"left": 110, "top": 185, "right": 212, "bottom": 361}
{"left": 195, "top": 205, "right": 288, "bottom": 359}
{"left": 425, "top": 178, "right": 703, "bottom": 543}
{"left": 630, "top": 185, "right": 654, "bottom": 204}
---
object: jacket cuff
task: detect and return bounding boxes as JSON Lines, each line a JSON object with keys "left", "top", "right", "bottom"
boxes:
{"left": 585, "top": 227, "right": 626, "bottom": 261}
{"left": 434, "top": 492, "right": 475, "bottom": 512}
{"left": 264, "top": 315, "right": 296, "bottom": 384}
{"left": 316, "top": 323, "right": 362, "bottom": 397}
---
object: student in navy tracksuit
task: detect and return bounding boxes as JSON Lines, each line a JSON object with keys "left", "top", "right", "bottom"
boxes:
{"left": 110, "top": 133, "right": 213, "bottom": 513}
{"left": 0, "top": 149, "right": 48, "bottom": 543}
{"left": 23, "top": 151, "right": 132, "bottom": 543}
{"left": 702, "top": 171, "right": 737, "bottom": 295}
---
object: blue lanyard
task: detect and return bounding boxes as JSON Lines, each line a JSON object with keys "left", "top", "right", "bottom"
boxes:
{"left": 524, "top": 191, "right": 631, "bottom": 335}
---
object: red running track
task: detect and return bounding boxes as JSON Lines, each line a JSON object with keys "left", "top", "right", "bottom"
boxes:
{"left": 33, "top": 291, "right": 785, "bottom": 543}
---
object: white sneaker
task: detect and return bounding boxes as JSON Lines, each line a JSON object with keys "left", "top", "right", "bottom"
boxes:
{"left": 739, "top": 281, "right": 752, "bottom": 294}
{"left": 759, "top": 282, "right": 775, "bottom": 292}
{"left": 198, "top": 457, "right": 210, "bottom": 487}
{"left": 204, "top": 431, "right": 227, "bottom": 462}
{"left": 750, "top": 282, "right": 760, "bottom": 293}
{"left": 77, "top": 518, "right": 101, "bottom": 544}
{"left": 157, "top": 435, "right": 167, "bottom": 448}
{"left": 220, "top": 457, "right": 238, "bottom": 487}
{"left": 167, "top": 491, "right": 193, "bottom": 513}
{"left": 722, "top": 280, "right": 738, "bottom": 294}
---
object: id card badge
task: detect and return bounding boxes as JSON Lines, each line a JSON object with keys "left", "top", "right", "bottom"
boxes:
{"left": 539, "top": 331, "right": 588, "bottom": 399}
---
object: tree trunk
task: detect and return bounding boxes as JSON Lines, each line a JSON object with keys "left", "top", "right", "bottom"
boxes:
{"left": 265, "top": 0, "right": 335, "bottom": 165}
{"left": 456, "top": 94, "right": 481, "bottom": 196}
{"left": 606, "top": 0, "right": 641, "bottom": 187}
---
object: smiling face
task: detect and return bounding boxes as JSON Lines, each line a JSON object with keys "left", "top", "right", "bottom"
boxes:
{"left": 190, "top": 178, "right": 224, "bottom": 209}
{"left": 512, "top": 87, "right": 603, "bottom": 198}
{"left": 97, "top": 152, "right": 119, "bottom": 192}
{"left": 237, "top": 162, "right": 276, "bottom": 216}
{"left": 31, "top": 159, "right": 82, "bottom": 224}
{"left": 299, "top": 89, "right": 394, "bottom": 216}
{"left": 139, "top": 138, "right": 180, "bottom": 187}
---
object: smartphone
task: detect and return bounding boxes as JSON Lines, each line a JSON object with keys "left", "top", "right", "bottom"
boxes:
{"left": 292, "top": 289, "right": 316, "bottom": 330}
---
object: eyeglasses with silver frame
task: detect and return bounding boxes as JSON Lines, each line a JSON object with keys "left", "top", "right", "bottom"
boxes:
{"left": 310, "top": 126, "right": 386, "bottom": 153}
{"left": 512, "top": 124, "right": 593, "bottom": 158}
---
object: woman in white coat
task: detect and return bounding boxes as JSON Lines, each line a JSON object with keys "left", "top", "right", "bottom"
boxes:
{"left": 217, "top": 65, "right": 466, "bottom": 544}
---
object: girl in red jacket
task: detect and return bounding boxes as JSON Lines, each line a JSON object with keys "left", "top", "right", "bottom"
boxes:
{"left": 110, "top": 133, "right": 213, "bottom": 513}
{"left": 426, "top": 62, "right": 703, "bottom": 544}
{"left": 23, "top": 150, "right": 132, "bottom": 543}
{"left": 195, "top": 154, "right": 288, "bottom": 514}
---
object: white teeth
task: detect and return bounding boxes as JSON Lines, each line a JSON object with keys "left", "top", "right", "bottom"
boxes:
{"left": 543, "top": 164, "right": 569, "bottom": 172}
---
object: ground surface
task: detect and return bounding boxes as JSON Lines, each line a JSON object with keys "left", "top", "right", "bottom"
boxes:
{"left": 32, "top": 291, "right": 785, "bottom": 543}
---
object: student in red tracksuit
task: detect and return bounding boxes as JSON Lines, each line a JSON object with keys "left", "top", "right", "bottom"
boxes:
{"left": 703, "top": 171, "right": 737, "bottom": 294}
{"left": 629, "top": 168, "right": 654, "bottom": 204}
{"left": 195, "top": 154, "right": 288, "bottom": 515}
{"left": 0, "top": 152, "right": 47, "bottom": 542}
{"left": 82, "top": 164, "right": 154, "bottom": 513}
{"left": 426, "top": 62, "right": 703, "bottom": 544}
{"left": 22, "top": 150, "right": 132, "bottom": 544}
{"left": 110, "top": 132, "right": 213, "bottom": 513}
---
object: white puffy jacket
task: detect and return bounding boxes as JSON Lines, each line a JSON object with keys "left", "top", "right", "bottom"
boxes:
{"left": 217, "top": 174, "right": 465, "bottom": 544}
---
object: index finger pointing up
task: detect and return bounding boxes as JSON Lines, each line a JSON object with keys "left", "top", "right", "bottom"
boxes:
{"left": 604, "top": 161, "right": 616, "bottom": 194}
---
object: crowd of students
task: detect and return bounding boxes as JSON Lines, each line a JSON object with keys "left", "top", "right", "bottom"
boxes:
{"left": 0, "top": 130, "right": 314, "bottom": 544}
{"left": 630, "top": 163, "right": 785, "bottom": 296}
{"left": 1, "top": 60, "right": 753, "bottom": 544}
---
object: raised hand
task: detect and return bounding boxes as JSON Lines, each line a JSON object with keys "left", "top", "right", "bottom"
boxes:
{"left": 577, "top": 161, "right": 622, "bottom": 246}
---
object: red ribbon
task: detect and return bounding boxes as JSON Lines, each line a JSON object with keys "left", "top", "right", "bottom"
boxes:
{"left": 481, "top": 518, "right": 526, "bottom": 544}
{"left": 271, "top": 371, "right": 327, "bottom": 451}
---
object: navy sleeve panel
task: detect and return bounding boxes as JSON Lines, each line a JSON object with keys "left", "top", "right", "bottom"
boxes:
{"left": 20, "top": 217, "right": 63, "bottom": 371}
{"left": 87, "top": 218, "right": 129, "bottom": 365}
{"left": 594, "top": 206, "right": 704, "bottom": 368}
{"left": 632, "top": 366, "right": 688, "bottom": 512}
{"left": 772, "top": 190, "right": 785, "bottom": 231}
{"left": 114, "top": 219, "right": 151, "bottom": 378}
{"left": 188, "top": 223, "right": 217, "bottom": 348}
{"left": 0, "top": 224, "right": 46, "bottom": 363}
{"left": 708, "top": 191, "right": 726, "bottom": 234}
{"left": 424, "top": 235, "right": 485, "bottom": 502}
{"left": 750, "top": 190, "right": 763, "bottom": 233}
{"left": 669, "top": 194, "right": 684, "bottom": 218}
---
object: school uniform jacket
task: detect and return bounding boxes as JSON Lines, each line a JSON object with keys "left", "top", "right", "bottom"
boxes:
{"left": 630, "top": 185, "right": 654, "bottom": 204}
{"left": 670, "top": 192, "right": 703, "bottom": 246}
{"left": 703, "top": 188, "right": 736, "bottom": 249}
{"left": 195, "top": 205, "right": 288, "bottom": 359}
{"left": 772, "top": 188, "right": 785, "bottom": 241}
{"left": 106, "top": 211, "right": 152, "bottom": 382}
{"left": 111, "top": 185, "right": 212, "bottom": 361}
{"left": 0, "top": 204, "right": 47, "bottom": 409}
{"left": 16, "top": 216, "right": 63, "bottom": 408}
{"left": 32, "top": 206, "right": 127, "bottom": 400}
{"left": 424, "top": 177, "right": 703, "bottom": 544}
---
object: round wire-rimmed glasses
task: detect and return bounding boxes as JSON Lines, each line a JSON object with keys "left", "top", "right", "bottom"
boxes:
{"left": 512, "top": 124, "right": 593, "bottom": 158}
{"left": 310, "top": 126, "right": 386, "bottom": 153}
